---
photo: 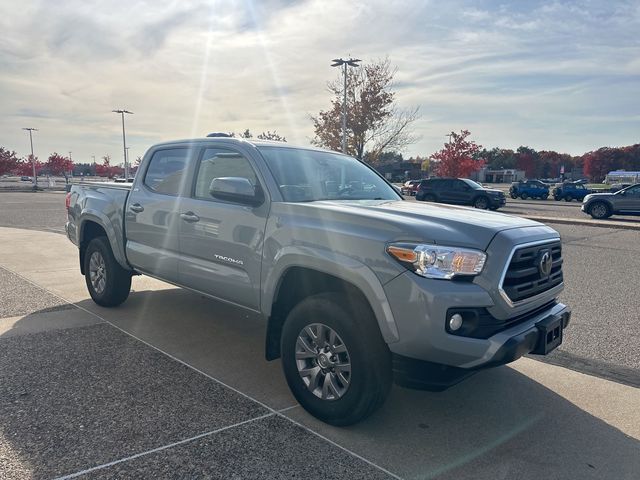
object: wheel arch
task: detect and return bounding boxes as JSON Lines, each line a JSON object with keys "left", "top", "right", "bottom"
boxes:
{"left": 472, "top": 193, "right": 490, "bottom": 205}
{"left": 78, "top": 214, "right": 130, "bottom": 274}
{"left": 588, "top": 199, "right": 614, "bottom": 215}
{"left": 263, "top": 255, "right": 400, "bottom": 361}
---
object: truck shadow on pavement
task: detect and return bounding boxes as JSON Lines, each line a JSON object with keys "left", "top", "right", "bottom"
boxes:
{"left": 1, "top": 287, "right": 639, "bottom": 479}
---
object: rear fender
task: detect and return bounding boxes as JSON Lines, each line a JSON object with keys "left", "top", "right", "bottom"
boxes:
{"left": 79, "top": 211, "right": 130, "bottom": 271}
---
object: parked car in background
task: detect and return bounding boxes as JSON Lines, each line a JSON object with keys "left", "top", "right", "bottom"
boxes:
{"left": 416, "top": 178, "right": 506, "bottom": 210}
{"left": 401, "top": 179, "right": 421, "bottom": 196}
{"left": 20, "top": 176, "right": 31, "bottom": 182}
{"left": 552, "top": 181, "right": 592, "bottom": 202}
{"left": 509, "top": 180, "right": 549, "bottom": 200}
{"left": 582, "top": 183, "right": 640, "bottom": 219}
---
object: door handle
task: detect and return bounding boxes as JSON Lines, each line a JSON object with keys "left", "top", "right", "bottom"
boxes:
{"left": 129, "top": 203, "right": 144, "bottom": 213}
{"left": 180, "top": 212, "right": 200, "bottom": 223}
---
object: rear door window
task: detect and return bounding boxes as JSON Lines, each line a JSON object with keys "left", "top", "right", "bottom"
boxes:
{"left": 143, "top": 148, "right": 190, "bottom": 196}
{"left": 438, "top": 179, "right": 452, "bottom": 190}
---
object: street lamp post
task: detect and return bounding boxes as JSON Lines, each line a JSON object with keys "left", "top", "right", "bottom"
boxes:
{"left": 125, "top": 147, "right": 131, "bottom": 178}
{"left": 331, "top": 58, "right": 360, "bottom": 153}
{"left": 22, "top": 127, "right": 38, "bottom": 189}
{"left": 67, "top": 151, "right": 73, "bottom": 184}
{"left": 112, "top": 109, "right": 133, "bottom": 180}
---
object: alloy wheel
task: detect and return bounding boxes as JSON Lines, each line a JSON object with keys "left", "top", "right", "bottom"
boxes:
{"left": 591, "top": 203, "right": 608, "bottom": 219}
{"left": 295, "top": 323, "right": 351, "bottom": 400}
{"left": 89, "top": 251, "right": 107, "bottom": 295}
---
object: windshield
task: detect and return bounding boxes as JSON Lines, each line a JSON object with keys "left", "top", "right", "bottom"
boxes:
{"left": 462, "top": 178, "right": 483, "bottom": 189}
{"left": 258, "top": 146, "right": 401, "bottom": 202}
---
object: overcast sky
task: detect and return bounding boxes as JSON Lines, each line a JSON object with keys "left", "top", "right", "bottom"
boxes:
{"left": 1, "top": 0, "right": 639, "bottom": 165}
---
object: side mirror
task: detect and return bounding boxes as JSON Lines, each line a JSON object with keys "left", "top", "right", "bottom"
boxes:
{"left": 209, "top": 177, "right": 264, "bottom": 206}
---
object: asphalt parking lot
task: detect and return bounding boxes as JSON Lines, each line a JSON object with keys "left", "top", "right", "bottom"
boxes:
{"left": 1, "top": 192, "right": 639, "bottom": 479}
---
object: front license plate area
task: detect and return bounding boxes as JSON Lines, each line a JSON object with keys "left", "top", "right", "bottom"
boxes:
{"left": 532, "top": 315, "right": 563, "bottom": 355}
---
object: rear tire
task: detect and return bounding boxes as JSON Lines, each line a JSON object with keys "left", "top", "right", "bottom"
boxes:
{"left": 280, "top": 292, "right": 391, "bottom": 426}
{"left": 564, "top": 195, "right": 573, "bottom": 202}
{"left": 84, "top": 237, "right": 132, "bottom": 307}
{"left": 520, "top": 193, "right": 528, "bottom": 200}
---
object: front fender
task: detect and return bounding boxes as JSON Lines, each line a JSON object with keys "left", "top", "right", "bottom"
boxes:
{"left": 262, "top": 246, "right": 400, "bottom": 344}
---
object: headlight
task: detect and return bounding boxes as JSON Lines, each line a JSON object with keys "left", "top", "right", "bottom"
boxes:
{"left": 386, "top": 243, "right": 487, "bottom": 279}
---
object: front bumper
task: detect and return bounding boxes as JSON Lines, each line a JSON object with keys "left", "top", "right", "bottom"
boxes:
{"left": 490, "top": 196, "right": 507, "bottom": 208}
{"left": 392, "top": 307, "right": 571, "bottom": 391}
{"left": 383, "top": 260, "right": 571, "bottom": 390}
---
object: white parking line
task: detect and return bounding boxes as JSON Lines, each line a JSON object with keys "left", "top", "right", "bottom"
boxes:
{"left": 3, "top": 265, "right": 404, "bottom": 480}
{"left": 51, "top": 413, "right": 275, "bottom": 480}
{"left": 277, "top": 404, "right": 300, "bottom": 413}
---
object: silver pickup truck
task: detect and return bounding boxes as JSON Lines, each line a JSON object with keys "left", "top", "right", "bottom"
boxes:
{"left": 66, "top": 136, "right": 571, "bottom": 425}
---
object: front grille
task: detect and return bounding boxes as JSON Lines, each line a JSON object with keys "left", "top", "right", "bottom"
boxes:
{"left": 502, "top": 241, "right": 563, "bottom": 303}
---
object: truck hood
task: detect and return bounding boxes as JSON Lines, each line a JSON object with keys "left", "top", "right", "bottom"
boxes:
{"left": 283, "top": 199, "right": 549, "bottom": 251}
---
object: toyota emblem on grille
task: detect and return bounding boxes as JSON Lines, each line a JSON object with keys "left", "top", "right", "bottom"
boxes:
{"left": 538, "top": 251, "right": 553, "bottom": 277}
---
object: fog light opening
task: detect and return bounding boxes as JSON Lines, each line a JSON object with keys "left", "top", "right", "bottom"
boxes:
{"left": 449, "top": 313, "right": 463, "bottom": 331}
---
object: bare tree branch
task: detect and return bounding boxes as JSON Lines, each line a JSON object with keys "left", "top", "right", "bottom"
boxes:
{"left": 312, "top": 58, "right": 420, "bottom": 163}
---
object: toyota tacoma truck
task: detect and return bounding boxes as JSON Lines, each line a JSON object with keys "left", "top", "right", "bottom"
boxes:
{"left": 66, "top": 136, "right": 571, "bottom": 425}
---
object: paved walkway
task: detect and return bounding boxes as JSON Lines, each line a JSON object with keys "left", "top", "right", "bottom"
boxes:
{"left": 0, "top": 227, "right": 638, "bottom": 479}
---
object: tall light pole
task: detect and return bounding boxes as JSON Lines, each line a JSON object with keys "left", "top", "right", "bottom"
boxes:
{"left": 125, "top": 147, "right": 130, "bottom": 178}
{"left": 331, "top": 58, "right": 360, "bottom": 153}
{"left": 22, "top": 127, "right": 38, "bottom": 189}
{"left": 112, "top": 109, "right": 133, "bottom": 180}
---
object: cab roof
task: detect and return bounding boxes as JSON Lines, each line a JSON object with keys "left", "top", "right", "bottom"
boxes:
{"left": 150, "top": 136, "right": 342, "bottom": 155}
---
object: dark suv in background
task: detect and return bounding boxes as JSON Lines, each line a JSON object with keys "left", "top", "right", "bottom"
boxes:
{"left": 416, "top": 178, "right": 506, "bottom": 210}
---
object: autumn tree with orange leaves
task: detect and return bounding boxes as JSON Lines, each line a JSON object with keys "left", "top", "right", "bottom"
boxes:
{"left": 431, "top": 130, "right": 484, "bottom": 178}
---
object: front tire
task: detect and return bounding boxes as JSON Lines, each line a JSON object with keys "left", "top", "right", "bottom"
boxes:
{"left": 589, "top": 202, "right": 611, "bottom": 219}
{"left": 564, "top": 194, "right": 573, "bottom": 202}
{"left": 84, "top": 237, "right": 132, "bottom": 307}
{"left": 520, "top": 193, "right": 529, "bottom": 200}
{"left": 281, "top": 293, "right": 391, "bottom": 426}
{"left": 473, "top": 196, "right": 489, "bottom": 209}
{"left": 423, "top": 194, "right": 437, "bottom": 202}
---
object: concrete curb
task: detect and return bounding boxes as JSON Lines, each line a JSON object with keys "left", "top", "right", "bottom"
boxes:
{"left": 523, "top": 214, "right": 640, "bottom": 231}
{"left": 0, "top": 187, "right": 66, "bottom": 193}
